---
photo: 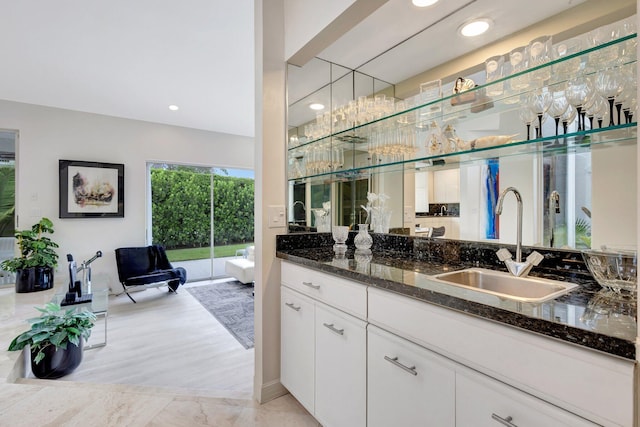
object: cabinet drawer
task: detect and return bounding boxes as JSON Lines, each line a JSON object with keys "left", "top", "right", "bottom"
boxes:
{"left": 456, "top": 369, "right": 598, "bottom": 427}
{"left": 368, "top": 325, "right": 455, "bottom": 427}
{"left": 368, "top": 287, "right": 635, "bottom": 426}
{"left": 281, "top": 261, "right": 367, "bottom": 319}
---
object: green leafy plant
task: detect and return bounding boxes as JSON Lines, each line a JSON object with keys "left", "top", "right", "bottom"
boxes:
{"left": 8, "top": 302, "right": 95, "bottom": 364}
{"left": 0, "top": 217, "right": 59, "bottom": 272}
{"left": 575, "top": 217, "right": 592, "bottom": 249}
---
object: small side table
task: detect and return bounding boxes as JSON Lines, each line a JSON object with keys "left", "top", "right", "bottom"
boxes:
{"left": 52, "top": 288, "right": 109, "bottom": 349}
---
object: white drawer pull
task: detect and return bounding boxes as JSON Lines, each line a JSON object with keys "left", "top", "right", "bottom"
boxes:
{"left": 384, "top": 356, "right": 417, "bottom": 376}
{"left": 302, "top": 281, "right": 320, "bottom": 289}
{"left": 285, "top": 302, "right": 301, "bottom": 311}
{"left": 491, "top": 414, "right": 518, "bottom": 427}
{"left": 323, "top": 323, "right": 344, "bottom": 335}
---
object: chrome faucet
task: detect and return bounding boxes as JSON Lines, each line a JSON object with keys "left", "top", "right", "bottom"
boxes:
{"left": 440, "top": 205, "right": 447, "bottom": 216}
{"left": 495, "top": 187, "right": 543, "bottom": 277}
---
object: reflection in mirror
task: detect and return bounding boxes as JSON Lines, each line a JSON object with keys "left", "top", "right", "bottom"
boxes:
{"left": 286, "top": 11, "right": 637, "bottom": 251}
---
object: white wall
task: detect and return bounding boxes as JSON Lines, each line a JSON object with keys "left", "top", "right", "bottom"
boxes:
{"left": 0, "top": 99, "right": 254, "bottom": 291}
{"left": 592, "top": 143, "right": 637, "bottom": 248}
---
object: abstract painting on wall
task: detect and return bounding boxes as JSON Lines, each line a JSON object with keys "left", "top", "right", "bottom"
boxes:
{"left": 59, "top": 159, "right": 124, "bottom": 218}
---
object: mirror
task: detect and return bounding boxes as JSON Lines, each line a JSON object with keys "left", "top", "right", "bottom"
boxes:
{"left": 286, "top": 11, "right": 637, "bottom": 250}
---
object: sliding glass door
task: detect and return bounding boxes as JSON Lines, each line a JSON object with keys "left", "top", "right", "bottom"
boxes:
{"left": 147, "top": 163, "right": 254, "bottom": 281}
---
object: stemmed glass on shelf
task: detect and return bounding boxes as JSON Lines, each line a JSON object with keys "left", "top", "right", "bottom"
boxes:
{"left": 560, "top": 104, "right": 578, "bottom": 135}
{"left": 595, "top": 67, "right": 624, "bottom": 127}
{"left": 585, "top": 94, "right": 608, "bottom": 129}
{"left": 547, "top": 90, "right": 569, "bottom": 136}
{"left": 527, "top": 89, "right": 553, "bottom": 138}
{"left": 518, "top": 104, "right": 536, "bottom": 141}
{"left": 565, "top": 75, "right": 593, "bottom": 131}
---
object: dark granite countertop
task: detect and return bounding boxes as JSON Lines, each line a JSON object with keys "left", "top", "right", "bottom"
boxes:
{"left": 276, "top": 238, "right": 636, "bottom": 361}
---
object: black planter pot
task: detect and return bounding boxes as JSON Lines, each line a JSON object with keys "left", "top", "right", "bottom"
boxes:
{"left": 15, "top": 267, "right": 54, "bottom": 293}
{"left": 30, "top": 339, "right": 83, "bottom": 379}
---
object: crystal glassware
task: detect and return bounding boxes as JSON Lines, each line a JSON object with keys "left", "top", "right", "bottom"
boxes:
{"left": 485, "top": 54, "right": 505, "bottom": 96}
{"left": 528, "top": 35, "right": 552, "bottom": 83}
{"left": 332, "top": 225, "right": 349, "bottom": 253}
{"left": 595, "top": 67, "right": 624, "bottom": 126}
{"left": 547, "top": 90, "right": 569, "bottom": 136}
{"left": 354, "top": 224, "right": 373, "bottom": 250}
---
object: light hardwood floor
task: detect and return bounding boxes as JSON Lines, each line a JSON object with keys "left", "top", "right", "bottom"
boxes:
{"left": 2, "top": 280, "right": 320, "bottom": 426}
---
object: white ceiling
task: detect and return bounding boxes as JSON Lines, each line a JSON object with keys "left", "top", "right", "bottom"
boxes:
{"left": 0, "top": 1, "right": 619, "bottom": 138}
{"left": 288, "top": 0, "right": 593, "bottom": 127}
{"left": 0, "top": 1, "right": 255, "bottom": 137}
{"left": 318, "top": 0, "right": 588, "bottom": 84}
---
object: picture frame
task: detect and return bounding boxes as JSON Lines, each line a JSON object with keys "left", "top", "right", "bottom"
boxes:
{"left": 59, "top": 160, "right": 124, "bottom": 218}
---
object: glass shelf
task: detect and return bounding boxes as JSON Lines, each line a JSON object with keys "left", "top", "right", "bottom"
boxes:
{"left": 287, "top": 33, "right": 637, "bottom": 183}
{"left": 289, "top": 123, "right": 637, "bottom": 183}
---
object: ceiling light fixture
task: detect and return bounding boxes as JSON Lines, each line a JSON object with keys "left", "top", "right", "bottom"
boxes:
{"left": 168, "top": 105, "right": 179, "bottom": 111}
{"left": 459, "top": 18, "right": 492, "bottom": 37}
{"left": 412, "top": 0, "right": 438, "bottom": 7}
{"left": 309, "top": 103, "right": 325, "bottom": 111}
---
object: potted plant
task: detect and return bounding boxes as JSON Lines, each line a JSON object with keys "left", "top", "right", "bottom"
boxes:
{"left": 0, "top": 217, "right": 59, "bottom": 293}
{"left": 8, "top": 302, "right": 95, "bottom": 379}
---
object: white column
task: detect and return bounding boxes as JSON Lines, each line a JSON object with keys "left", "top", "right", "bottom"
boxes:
{"left": 254, "top": 0, "right": 288, "bottom": 403}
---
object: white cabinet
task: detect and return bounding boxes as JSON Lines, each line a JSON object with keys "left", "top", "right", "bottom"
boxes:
{"left": 315, "top": 303, "right": 367, "bottom": 427}
{"left": 433, "top": 169, "right": 460, "bottom": 203}
{"left": 282, "top": 262, "right": 635, "bottom": 427}
{"left": 368, "top": 325, "right": 455, "bottom": 427}
{"left": 281, "top": 261, "right": 367, "bottom": 427}
{"left": 415, "top": 171, "right": 428, "bottom": 212}
{"left": 368, "top": 287, "right": 635, "bottom": 427}
{"left": 280, "top": 286, "right": 315, "bottom": 413}
{"left": 456, "top": 369, "right": 598, "bottom": 427}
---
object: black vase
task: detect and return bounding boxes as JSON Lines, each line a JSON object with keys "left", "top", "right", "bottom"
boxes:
{"left": 15, "top": 267, "right": 54, "bottom": 293}
{"left": 30, "top": 339, "right": 83, "bottom": 379}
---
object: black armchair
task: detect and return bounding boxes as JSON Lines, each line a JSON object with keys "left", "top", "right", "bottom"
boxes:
{"left": 115, "top": 245, "right": 187, "bottom": 303}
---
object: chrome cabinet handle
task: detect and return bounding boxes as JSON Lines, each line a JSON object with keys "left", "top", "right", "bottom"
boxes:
{"left": 285, "top": 302, "right": 301, "bottom": 311}
{"left": 323, "top": 323, "right": 344, "bottom": 335}
{"left": 384, "top": 356, "right": 417, "bottom": 376}
{"left": 301, "top": 281, "right": 320, "bottom": 289}
{"left": 491, "top": 414, "right": 518, "bottom": 427}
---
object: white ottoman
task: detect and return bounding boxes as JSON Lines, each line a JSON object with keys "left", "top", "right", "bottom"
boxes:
{"left": 225, "top": 246, "right": 255, "bottom": 284}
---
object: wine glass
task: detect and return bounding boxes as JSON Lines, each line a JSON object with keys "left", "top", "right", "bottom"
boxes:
{"left": 615, "top": 64, "right": 637, "bottom": 124}
{"left": 595, "top": 67, "right": 624, "bottom": 126}
{"left": 623, "top": 96, "right": 637, "bottom": 123}
{"left": 527, "top": 89, "right": 553, "bottom": 138}
{"left": 518, "top": 104, "right": 536, "bottom": 140}
{"left": 561, "top": 104, "right": 578, "bottom": 134}
{"left": 585, "top": 95, "right": 608, "bottom": 129}
{"left": 547, "top": 90, "right": 569, "bottom": 136}
{"left": 565, "top": 76, "right": 593, "bottom": 131}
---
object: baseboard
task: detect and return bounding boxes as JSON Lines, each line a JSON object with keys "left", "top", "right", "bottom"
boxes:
{"left": 257, "top": 379, "right": 288, "bottom": 404}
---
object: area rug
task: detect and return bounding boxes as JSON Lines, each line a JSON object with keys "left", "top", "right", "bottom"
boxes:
{"left": 187, "top": 280, "right": 254, "bottom": 349}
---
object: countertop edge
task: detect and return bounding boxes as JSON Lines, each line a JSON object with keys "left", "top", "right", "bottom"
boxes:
{"left": 277, "top": 251, "right": 636, "bottom": 360}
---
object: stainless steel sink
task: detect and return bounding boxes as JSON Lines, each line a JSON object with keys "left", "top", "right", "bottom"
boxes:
{"left": 433, "top": 268, "right": 578, "bottom": 303}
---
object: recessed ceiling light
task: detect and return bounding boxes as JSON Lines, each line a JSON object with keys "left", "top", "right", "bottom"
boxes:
{"left": 168, "top": 105, "right": 179, "bottom": 111}
{"left": 459, "top": 18, "right": 492, "bottom": 37}
{"left": 309, "top": 103, "right": 325, "bottom": 111}
{"left": 412, "top": 0, "right": 438, "bottom": 7}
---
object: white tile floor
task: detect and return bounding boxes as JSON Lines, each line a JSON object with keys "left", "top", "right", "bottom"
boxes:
{"left": 0, "top": 280, "right": 319, "bottom": 426}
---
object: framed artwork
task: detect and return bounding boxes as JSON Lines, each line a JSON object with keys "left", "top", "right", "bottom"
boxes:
{"left": 59, "top": 160, "right": 124, "bottom": 218}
